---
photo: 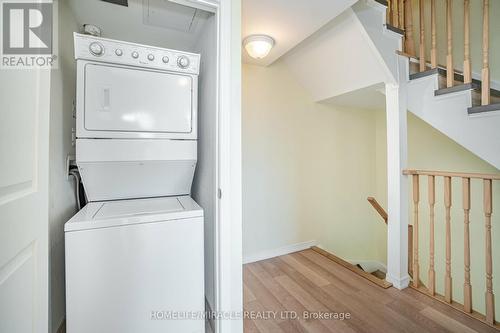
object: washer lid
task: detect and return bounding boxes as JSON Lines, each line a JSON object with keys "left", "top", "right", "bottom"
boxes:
{"left": 64, "top": 196, "right": 203, "bottom": 232}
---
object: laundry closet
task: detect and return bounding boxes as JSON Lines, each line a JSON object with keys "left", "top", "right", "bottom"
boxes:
{"left": 57, "top": 0, "right": 219, "bottom": 332}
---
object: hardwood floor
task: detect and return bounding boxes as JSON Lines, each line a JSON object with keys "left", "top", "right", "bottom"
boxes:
{"left": 243, "top": 249, "right": 498, "bottom": 333}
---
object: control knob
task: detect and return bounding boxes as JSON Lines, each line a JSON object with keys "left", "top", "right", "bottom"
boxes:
{"left": 89, "top": 42, "right": 104, "bottom": 56}
{"left": 177, "top": 56, "right": 190, "bottom": 69}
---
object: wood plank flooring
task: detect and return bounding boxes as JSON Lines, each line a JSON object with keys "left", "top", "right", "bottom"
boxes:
{"left": 243, "top": 249, "right": 498, "bottom": 333}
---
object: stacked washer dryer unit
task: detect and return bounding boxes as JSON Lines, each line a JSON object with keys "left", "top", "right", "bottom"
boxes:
{"left": 65, "top": 33, "right": 205, "bottom": 333}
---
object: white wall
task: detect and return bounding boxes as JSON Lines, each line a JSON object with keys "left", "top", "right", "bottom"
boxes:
{"left": 49, "top": 0, "right": 79, "bottom": 331}
{"left": 283, "top": 9, "right": 388, "bottom": 102}
{"left": 242, "top": 61, "right": 387, "bottom": 264}
{"left": 192, "top": 12, "right": 217, "bottom": 311}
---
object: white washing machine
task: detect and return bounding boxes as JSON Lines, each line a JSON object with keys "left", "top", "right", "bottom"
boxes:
{"left": 65, "top": 33, "right": 205, "bottom": 333}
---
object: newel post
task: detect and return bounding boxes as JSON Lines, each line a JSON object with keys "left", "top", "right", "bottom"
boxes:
{"left": 385, "top": 55, "right": 410, "bottom": 290}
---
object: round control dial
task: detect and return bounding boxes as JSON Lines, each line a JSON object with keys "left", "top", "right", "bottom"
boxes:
{"left": 89, "top": 42, "right": 104, "bottom": 56}
{"left": 162, "top": 56, "right": 169, "bottom": 64}
{"left": 115, "top": 48, "right": 123, "bottom": 56}
{"left": 147, "top": 54, "right": 155, "bottom": 61}
{"left": 131, "top": 51, "right": 139, "bottom": 59}
{"left": 177, "top": 56, "right": 190, "bottom": 69}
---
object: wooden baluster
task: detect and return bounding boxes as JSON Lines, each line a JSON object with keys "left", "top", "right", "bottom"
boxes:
{"left": 463, "top": 178, "right": 472, "bottom": 313}
{"left": 484, "top": 179, "right": 495, "bottom": 324}
{"left": 419, "top": 0, "right": 426, "bottom": 72}
{"left": 430, "top": 0, "right": 437, "bottom": 68}
{"left": 412, "top": 175, "right": 420, "bottom": 287}
{"left": 482, "top": 0, "right": 490, "bottom": 105}
{"left": 444, "top": 176, "right": 452, "bottom": 303}
{"left": 464, "top": 0, "right": 472, "bottom": 83}
{"left": 393, "top": 0, "right": 399, "bottom": 29}
{"left": 399, "top": 0, "right": 404, "bottom": 29}
{"left": 408, "top": 225, "right": 414, "bottom": 277}
{"left": 387, "top": 0, "right": 392, "bottom": 26}
{"left": 446, "top": 0, "right": 454, "bottom": 88}
{"left": 428, "top": 176, "right": 436, "bottom": 296}
{"left": 404, "top": 0, "right": 415, "bottom": 56}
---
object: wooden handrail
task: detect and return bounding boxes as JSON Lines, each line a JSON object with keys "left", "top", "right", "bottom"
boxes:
{"left": 404, "top": 169, "right": 500, "bottom": 181}
{"left": 367, "top": 197, "right": 388, "bottom": 223}
{"left": 405, "top": 169, "right": 497, "bottom": 327}
{"left": 367, "top": 197, "right": 414, "bottom": 279}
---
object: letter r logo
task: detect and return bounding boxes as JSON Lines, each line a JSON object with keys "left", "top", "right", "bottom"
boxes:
{"left": 2, "top": 1, "right": 52, "bottom": 55}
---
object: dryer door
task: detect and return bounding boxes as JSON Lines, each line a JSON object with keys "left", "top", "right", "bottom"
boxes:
{"left": 79, "top": 62, "right": 197, "bottom": 139}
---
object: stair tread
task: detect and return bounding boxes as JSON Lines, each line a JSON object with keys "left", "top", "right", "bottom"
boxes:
{"left": 409, "top": 63, "right": 500, "bottom": 108}
{"left": 371, "top": 270, "right": 386, "bottom": 280}
{"left": 434, "top": 83, "right": 478, "bottom": 96}
{"left": 409, "top": 68, "right": 439, "bottom": 80}
{"left": 385, "top": 24, "right": 404, "bottom": 35}
{"left": 373, "top": 0, "right": 388, "bottom": 6}
{"left": 468, "top": 103, "right": 500, "bottom": 115}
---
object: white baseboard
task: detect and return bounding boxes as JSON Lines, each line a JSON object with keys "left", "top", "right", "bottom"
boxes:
{"left": 243, "top": 240, "right": 319, "bottom": 264}
{"left": 347, "top": 260, "right": 387, "bottom": 273}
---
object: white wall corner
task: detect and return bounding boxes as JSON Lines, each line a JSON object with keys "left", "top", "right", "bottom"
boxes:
{"left": 243, "top": 241, "right": 319, "bottom": 265}
{"left": 217, "top": 0, "right": 243, "bottom": 332}
{"left": 352, "top": 1, "right": 400, "bottom": 85}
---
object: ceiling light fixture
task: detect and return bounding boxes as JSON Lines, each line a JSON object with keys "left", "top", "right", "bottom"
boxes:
{"left": 243, "top": 35, "right": 275, "bottom": 59}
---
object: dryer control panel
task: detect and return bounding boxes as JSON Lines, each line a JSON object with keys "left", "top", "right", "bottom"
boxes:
{"left": 74, "top": 33, "right": 200, "bottom": 75}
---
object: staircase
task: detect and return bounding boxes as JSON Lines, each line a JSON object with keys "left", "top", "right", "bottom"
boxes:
{"left": 275, "top": 0, "right": 500, "bottom": 328}
{"left": 380, "top": 0, "right": 500, "bottom": 169}
{"left": 371, "top": 0, "right": 500, "bottom": 329}
{"left": 286, "top": 0, "right": 500, "bottom": 169}
{"left": 406, "top": 64, "right": 500, "bottom": 168}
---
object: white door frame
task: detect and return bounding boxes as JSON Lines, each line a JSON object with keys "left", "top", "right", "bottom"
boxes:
{"left": 215, "top": 1, "right": 243, "bottom": 332}
{"left": 171, "top": 1, "right": 243, "bottom": 332}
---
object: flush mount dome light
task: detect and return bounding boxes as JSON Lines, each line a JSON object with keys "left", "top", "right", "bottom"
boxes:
{"left": 243, "top": 35, "right": 275, "bottom": 59}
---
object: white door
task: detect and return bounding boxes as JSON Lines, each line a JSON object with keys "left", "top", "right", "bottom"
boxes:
{"left": 0, "top": 68, "right": 50, "bottom": 332}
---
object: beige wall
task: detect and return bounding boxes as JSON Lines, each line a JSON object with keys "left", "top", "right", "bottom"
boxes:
{"left": 242, "top": 62, "right": 387, "bottom": 264}
{"left": 243, "top": 59, "right": 499, "bottom": 318}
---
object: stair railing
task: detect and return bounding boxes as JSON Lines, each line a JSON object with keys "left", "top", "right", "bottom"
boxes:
{"left": 386, "top": 0, "right": 492, "bottom": 105}
{"left": 367, "top": 197, "right": 388, "bottom": 223}
{"left": 367, "top": 196, "right": 414, "bottom": 277}
{"left": 404, "top": 169, "right": 499, "bottom": 327}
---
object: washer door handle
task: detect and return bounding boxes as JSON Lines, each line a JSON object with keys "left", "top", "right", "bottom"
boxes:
{"left": 101, "top": 87, "right": 111, "bottom": 111}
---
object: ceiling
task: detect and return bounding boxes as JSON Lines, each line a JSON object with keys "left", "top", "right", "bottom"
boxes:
{"left": 67, "top": 0, "right": 213, "bottom": 52}
{"left": 242, "top": 0, "right": 357, "bottom": 66}
{"left": 322, "top": 83, "right": 387, "bottom": 111}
